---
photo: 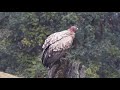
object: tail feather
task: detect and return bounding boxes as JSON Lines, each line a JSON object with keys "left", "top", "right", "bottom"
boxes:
{"left": 41, "top": 45, "right": 66, "bottom": 68}
{"left": 42, "top": 45, "right": 51, "bottom": 67}
{"left": 42, "top": 50, "right": 49, "bottom": 67}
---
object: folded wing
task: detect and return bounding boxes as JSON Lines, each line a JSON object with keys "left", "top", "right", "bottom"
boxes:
{"left": 42, "top": 35, "right": 74, "bottom": 68}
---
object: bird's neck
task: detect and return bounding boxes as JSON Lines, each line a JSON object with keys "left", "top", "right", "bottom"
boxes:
{"left": 67, "top": 29, "right": 75, "bottom": 39}
{"left": 69, "top": 28, "right": 73, "bottom": 32}
{"left": 68, "top": 29, "right": 75, "bottom": 34}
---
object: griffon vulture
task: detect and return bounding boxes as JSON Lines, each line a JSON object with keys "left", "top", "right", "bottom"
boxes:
{"left": 42, "top": 26, "right": 78, "bottom": 68}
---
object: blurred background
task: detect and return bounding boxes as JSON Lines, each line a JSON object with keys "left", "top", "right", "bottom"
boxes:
{"left": 0, "top": 12, "right": 120, "bottom": 78}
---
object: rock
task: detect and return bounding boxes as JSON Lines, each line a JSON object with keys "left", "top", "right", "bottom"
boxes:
{"left": 0, "top": 72, "right": 19, "bottom": 78}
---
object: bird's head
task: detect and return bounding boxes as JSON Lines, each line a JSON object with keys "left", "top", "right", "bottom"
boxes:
{"left": 68, "top": 26, "right": 78, "bottom": 33}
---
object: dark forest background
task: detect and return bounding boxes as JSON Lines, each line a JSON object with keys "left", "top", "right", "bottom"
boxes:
{"left": 0, "top": 12, "right": 120, "bottom": 78}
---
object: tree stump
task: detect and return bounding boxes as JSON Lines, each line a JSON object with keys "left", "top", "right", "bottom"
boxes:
{"left": 47, "top": 59, "right": 86, "bottom": 78}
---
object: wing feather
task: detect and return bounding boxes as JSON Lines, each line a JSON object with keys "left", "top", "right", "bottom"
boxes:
{"left": 42, "top": 30, "right": 69, "bottom": 49}
{"left": 42, "top": 30, "right": 75, "bottom": 68}
{"left": 42, "top": 36, "right": 74, "bottom": 68}
{"left": 49, "top": 36, "right": 74, "bottom": 51}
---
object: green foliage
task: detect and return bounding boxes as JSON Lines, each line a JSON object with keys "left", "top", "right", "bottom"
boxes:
{"left": 85, "top": 63, "right": 100, "bottom": 78}
{"left": 0, "top": 12, "right": 120, "bottom": 78}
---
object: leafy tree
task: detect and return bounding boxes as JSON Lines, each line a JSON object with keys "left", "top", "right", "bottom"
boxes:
{"left": 0, "top": 12, "right": 120, "bottom": 78}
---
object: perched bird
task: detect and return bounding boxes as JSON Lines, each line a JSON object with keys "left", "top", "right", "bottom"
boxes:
{"left": 41, "top": 26, "right": 78, "bottom": 68}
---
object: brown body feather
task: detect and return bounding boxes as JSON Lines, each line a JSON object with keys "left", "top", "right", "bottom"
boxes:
{"left": 42, "top": 26, "right": 77, "bottom": 68}
{"left": 42, "top": 46, "right": 66, "bottom": 68}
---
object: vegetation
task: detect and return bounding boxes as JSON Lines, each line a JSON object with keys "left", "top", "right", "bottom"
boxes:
{"left": 0, "top": 12, "right": 120, "bottom": 78}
